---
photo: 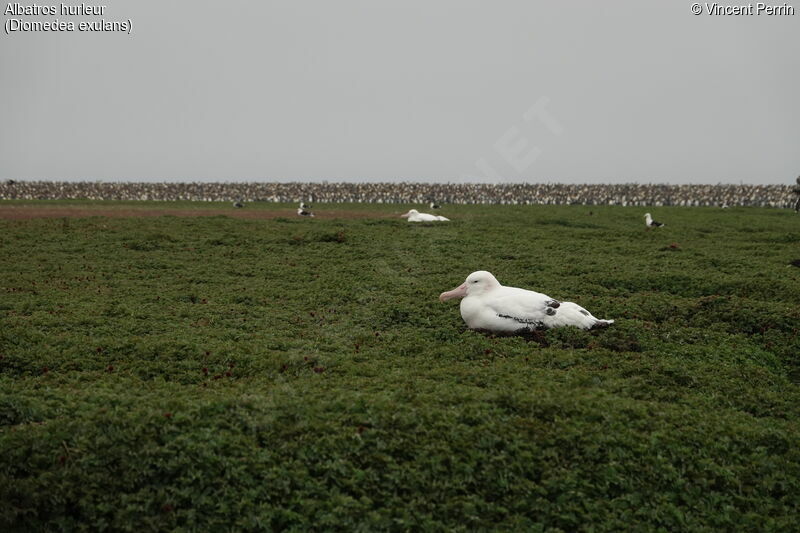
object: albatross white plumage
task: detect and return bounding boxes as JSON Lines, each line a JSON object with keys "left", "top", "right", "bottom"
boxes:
{"left": 400, "top": 209, "right": 449, "bottom": 222}
{"left": 644, "top": 213, "right": 664, "bottom": 227}
{"left": 439, "top": 271, "right": 614, "bottom": 332}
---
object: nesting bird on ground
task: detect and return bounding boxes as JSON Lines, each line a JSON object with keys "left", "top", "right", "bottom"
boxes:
{"left": 429, "top": 201, "right": 441, "bottom": 209}
{"left": 644, "top": 213, "right": 664, "bottom": 227}
{"left": 232, "top": 200, "right": 244, "bottom": 208}
{"left": 297, "top": 205, "right": 315, "bottom": 217}
{"left": 439, "top": 271, "right": 614, "bottom": 333}
{"left": 400, "top": 209, "right": 449, "bottom": 222}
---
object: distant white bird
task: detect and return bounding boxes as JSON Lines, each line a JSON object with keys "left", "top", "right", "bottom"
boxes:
{"left": 644, "top": 213, "right": 664, "bottom": 227}
{"left": 429, "top": 202, "right": 441, "bottom": 209}
{"left": 232, "top": 200, "right": 244, "bottom": 208}
{"left": 439, "top": 271, "right": 614, "bottom": 332}
{"left": 297, "top": 206, "right": 315, "bottom": 217}
{"left": 401, "top": 209, "right": 449, "bottom": 222}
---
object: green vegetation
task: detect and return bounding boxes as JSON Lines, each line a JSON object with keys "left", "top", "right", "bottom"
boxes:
{"left": 2, "top": 202, "right": 799, "bottom": 531}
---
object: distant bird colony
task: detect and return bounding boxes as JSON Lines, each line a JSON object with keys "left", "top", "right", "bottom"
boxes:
{"left": 1, "top": 181, "right": 796, "bottom": 208}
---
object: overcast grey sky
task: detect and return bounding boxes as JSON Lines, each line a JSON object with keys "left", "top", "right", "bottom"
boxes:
{"left": 1, "top": 1, "right": 798, "bottom": 184}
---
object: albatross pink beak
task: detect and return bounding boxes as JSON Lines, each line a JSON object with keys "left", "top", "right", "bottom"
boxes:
{"left": 400, "top": 211, "right": 410, "bottom": 218}
{"left": 439, "top": 283, "right": 467, "bottom": 302}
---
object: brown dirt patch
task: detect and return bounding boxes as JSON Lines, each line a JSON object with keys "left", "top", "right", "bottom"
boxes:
{"left": 0, "top": 205, "right": 396, "bottom": 220}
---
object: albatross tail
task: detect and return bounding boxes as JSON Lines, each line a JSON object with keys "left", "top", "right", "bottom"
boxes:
{"left": 590, "top": 319, "right": 614, "bottom": 330}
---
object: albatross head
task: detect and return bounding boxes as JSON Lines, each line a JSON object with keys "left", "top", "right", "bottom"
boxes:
{"left": 400, "top": 209, "right": 418, "bottom": 218}
{"left": 439, "top": 271, "right": 500, "bottom": 302}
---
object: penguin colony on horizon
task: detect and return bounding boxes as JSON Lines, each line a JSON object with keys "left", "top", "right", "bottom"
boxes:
{"left": 1, "top": 180, "right": 796, "bottom": 208}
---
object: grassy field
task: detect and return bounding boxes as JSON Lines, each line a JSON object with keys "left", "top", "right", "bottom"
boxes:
{"left": 1, "top": 201, "right": 799, "bottom": 531}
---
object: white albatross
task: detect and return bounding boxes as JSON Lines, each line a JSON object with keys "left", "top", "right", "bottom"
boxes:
{"left": 401, "top": 209, "right": 449, "bottom": 222}
{"left": 644, "top": 213, "right": 664, "bottom": 227}
{"left": 439, "top": 271, "right": 614, "bottom": 332}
